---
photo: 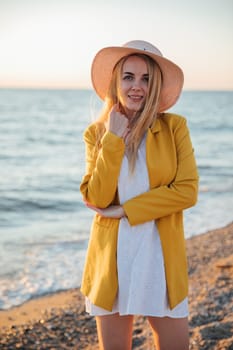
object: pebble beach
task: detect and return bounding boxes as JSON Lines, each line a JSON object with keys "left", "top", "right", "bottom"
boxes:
{"left": 0, "top": 222, "right": 232, "bottom": 349}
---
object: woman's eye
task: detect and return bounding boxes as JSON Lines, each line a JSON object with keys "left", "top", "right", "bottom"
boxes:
{"left": 143, "top": 76, "right": 149, "bottom": 83}
{"left": 123, "top": 75, "right": 133, "bottom": 81}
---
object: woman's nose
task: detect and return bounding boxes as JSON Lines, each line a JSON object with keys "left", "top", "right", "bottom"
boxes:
{"left": 131, "top": 81, "right": 141, "bottom": 90}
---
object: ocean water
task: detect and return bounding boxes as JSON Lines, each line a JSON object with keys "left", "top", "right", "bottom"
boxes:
{"left": 0, "top": 89, "right": 232, "bottom": 310}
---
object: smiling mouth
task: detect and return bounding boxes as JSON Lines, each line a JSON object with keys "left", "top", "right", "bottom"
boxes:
{"left": 128, "top": 95, "right": 143, "bottom": 101}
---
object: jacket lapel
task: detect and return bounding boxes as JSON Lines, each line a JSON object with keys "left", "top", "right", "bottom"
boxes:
{"left": 146, "top": 118, "right": 162, "bottom": 189}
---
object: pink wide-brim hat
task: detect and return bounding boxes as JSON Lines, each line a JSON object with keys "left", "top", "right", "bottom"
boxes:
{"left": 91, "top": 40, "right": 184, "bottom": 112}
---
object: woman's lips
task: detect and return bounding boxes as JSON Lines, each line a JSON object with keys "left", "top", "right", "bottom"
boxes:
{"left": 128, "top": 95, "right": 143, "bottom": 101}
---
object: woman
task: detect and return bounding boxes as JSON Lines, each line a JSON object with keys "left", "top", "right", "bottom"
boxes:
{"left": 80, "top": 40, "right": 198, "bottom": 350}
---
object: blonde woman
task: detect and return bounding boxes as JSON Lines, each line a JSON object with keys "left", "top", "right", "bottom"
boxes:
{"left": 80, "top": 40, "right": 199, "bottom": 350}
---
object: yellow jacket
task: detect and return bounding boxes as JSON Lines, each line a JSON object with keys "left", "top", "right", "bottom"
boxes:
{"left": 80, "top": 113, "right": 199, "bottom": 311}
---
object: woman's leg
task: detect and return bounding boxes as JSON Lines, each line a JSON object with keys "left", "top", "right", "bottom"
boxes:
{"left": 96, "top": 313, "right": 134, "bottom": 350}
{"left": 147, "top": 316, "right": 189, "bottom": 350}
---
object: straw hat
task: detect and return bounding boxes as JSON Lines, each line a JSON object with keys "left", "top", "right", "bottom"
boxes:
{"left": 91, "top": 40, "right": 184, "bottom": 112}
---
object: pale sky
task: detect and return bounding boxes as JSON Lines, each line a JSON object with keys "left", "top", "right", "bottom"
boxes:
{"left": 0, "top": 0, "right": 232, "bottom": 90}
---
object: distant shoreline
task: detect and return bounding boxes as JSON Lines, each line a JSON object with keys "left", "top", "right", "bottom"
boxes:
{"left": 0, "top": 87, "right": 233, "bottom": 92}
{"left": 0, "top": 222, "right": 232, "bottom": 349}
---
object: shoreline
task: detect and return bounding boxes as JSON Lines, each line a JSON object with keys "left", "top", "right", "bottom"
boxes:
{"left": 0, "top": 222, "right": 232, "bottom": 349}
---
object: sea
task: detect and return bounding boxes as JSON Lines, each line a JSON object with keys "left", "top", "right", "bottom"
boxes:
{"left": 0, "top": 89, "right": 232, "bottom": 310}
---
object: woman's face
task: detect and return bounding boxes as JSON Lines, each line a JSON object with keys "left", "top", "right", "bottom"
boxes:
{"left": 118, "top": 55, "right": 149, "bottom": 119}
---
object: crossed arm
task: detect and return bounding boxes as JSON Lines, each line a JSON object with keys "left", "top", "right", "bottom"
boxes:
{"left": 80, "top": 115, "right": 198, "bottom": 224}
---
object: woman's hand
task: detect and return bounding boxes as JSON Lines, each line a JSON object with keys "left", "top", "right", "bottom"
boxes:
{"left": 85, "top": 202, "right": 126, "bottom": 219}
{"left": 106, "top": 104, "right": 129, "bottom": 139}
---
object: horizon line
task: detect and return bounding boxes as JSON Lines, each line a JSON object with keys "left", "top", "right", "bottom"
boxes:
{"left": 0, "top": 86, "right": 232, "bottom": 92}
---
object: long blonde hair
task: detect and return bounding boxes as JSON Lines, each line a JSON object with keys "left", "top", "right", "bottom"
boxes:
{"left": 96, "top": 53, "right": 163, "bottom": 172}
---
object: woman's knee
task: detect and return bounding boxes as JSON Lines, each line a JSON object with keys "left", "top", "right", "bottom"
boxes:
{"left": 147, "top": 316, "right": 189, "bottom": 350}
{"left": 96, "top": 313, "right": 134, "bottom": 350}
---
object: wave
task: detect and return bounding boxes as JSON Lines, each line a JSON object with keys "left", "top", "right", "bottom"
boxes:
{"left": 199, "top": 185, "right": 233, "bottom": 193}
{"left": 0, "top": 197, "right": 81, "bottom": 213}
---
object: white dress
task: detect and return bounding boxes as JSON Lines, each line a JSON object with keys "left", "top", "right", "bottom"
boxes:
{"left": 86, "top": 137, "right": 188, "bottom": 317}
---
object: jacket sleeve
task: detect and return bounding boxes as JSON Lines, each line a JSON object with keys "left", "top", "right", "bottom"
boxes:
{"left": 123, "top": 118, "right": 199, "bottom": 225}
{"left": 80, "top": 124, "right": 125, "bottom": 208}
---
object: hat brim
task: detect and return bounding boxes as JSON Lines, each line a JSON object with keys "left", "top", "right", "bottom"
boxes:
{"left": 91, "top": 46, "right": 184, "bottom": 112}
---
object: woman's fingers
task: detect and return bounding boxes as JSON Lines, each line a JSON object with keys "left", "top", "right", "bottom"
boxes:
{"left": 84, "top": 202, "right": 125, "bottom": 219}
{"left": 107, "top": 104, "right": 129, "bottom": 137}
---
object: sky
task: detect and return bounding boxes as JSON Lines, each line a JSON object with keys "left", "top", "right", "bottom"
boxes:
{"left": 0, "top": 0, "right": 232, "bottom": 90}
